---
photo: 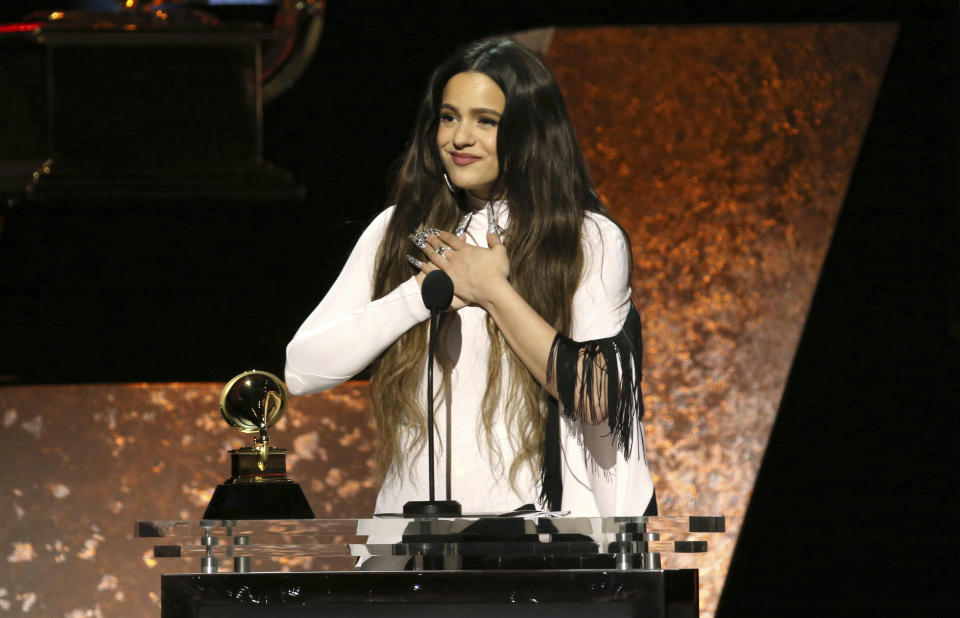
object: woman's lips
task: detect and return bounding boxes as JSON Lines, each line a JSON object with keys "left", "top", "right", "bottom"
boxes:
{"left": 449, "top": 152, "right": 480, "bottom": 166}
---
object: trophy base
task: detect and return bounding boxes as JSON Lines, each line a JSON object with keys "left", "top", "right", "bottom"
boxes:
{"left": 203, "top": 481, "right": 315, "bottom": 520}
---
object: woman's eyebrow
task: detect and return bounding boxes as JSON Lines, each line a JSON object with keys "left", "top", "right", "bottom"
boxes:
{"left": 440, "top": 102, "right": 502, "bottom": 117}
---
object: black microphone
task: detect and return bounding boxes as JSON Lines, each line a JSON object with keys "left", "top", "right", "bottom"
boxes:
{"left": 420, "top": 270, "right": 454, "bottom": 312}
{"left": 403, "top": 269, "right": 462, "bottom": 517}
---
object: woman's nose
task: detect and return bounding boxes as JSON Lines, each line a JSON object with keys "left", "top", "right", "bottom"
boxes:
{"left": 452, "top": 122, "right": 475, "bottom": 148}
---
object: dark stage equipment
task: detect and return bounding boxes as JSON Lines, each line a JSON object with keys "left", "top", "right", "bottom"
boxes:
{"left": 0, "top": 1, "right": 324, "bottom": 201}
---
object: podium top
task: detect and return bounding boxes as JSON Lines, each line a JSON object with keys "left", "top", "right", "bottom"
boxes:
{"left": 135, "top": 515, "right": 724, "bottom": 573}
{"left": 136, "top": 514, "right": 724, "bottom": 538}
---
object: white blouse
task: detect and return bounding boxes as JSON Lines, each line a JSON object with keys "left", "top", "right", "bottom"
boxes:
{"left": 285, "top": 201, "right": 653, "bottom": 517}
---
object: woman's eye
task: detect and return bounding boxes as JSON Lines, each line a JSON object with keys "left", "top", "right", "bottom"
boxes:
{"left": 479, "top": 117, "right": 499, "bottom": 127}
{"left": 440, "top": 113, "right": 457, "bottom": 123}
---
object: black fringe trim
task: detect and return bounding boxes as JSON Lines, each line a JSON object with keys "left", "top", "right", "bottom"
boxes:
{"left": 542, "top": 399, "right": 563, "bottom": 512}
{"left": 540, "top": 304, "right": 645, "bottom": 510}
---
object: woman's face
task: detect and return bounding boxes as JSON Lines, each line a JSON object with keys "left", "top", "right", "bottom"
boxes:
{"left": 436, "top": 71, "right": 505, "bottom": 200}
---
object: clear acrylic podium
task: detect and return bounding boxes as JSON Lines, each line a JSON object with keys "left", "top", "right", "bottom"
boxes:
{"left": 136, "top": 514, "right": 724, "bottom": 617}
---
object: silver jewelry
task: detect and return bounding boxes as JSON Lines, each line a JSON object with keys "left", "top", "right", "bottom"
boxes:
{"left": 443, "top": 172, "right": 457, "bottom": 194}
{"left": 435, "top": 245, "right": 448, "bottom": 258}
{"left": 454, "top": 212, "right": 473, "bottom": 236}
{"left": 409, "top": 230, "right": 428, "bottom": 249}
{"left": 406, "top": 254, "right": 423, "bottom": 269}
{"left": 411, "top": 227, "right": 442, "bottom": 251}
{"left": 487, "top": 205, "right": 503, "bottom": 235}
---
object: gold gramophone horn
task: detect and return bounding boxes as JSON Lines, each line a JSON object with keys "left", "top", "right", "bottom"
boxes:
{"left": 219, "top": 370, "right": 287, "bottom": 470}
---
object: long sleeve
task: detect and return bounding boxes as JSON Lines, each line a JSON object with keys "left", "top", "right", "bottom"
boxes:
{"left": 285, "top": 207, "right": 431, "bottom": 396}
{"left": 568, "top": 215, "right": 634, "bottom": 343}
{"left": 558, "top": 212, "right": 639, "bottom": 438}
{"left": 551, "top": 212, "right": 654, "bottom": 516}
{"left": 548, "top": 212, "right": 642, "bottom": 451}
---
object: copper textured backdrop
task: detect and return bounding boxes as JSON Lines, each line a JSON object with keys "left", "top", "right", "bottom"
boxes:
{"left": 544, "top": 23, "right": 895, "bottom": 615}
{"left": 0, "top": 23, "right": 894, "bottom": 617}
{"left": 0, "top": 383, "right": 380, "bottom": 615}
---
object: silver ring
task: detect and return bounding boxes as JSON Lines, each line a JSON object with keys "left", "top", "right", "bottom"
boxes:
{"left": 435, "top": 245, "right": 449, "bottom": 258}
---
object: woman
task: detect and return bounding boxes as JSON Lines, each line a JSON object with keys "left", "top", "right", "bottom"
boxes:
{"left": 285, "top": 38, "right": 654, "bottom": 517}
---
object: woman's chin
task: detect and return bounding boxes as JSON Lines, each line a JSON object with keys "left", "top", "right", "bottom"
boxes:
{"left": 459, "top": 182, "right": 495, "bottom": 200}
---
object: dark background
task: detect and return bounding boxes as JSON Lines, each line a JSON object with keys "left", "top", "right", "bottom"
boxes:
{"left": 1, "top": 1, "right": 957, "bottom": 616}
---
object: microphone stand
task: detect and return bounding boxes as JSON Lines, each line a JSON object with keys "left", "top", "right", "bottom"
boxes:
{"left": 403, "top": 271, "right": 462, "bottom": 517}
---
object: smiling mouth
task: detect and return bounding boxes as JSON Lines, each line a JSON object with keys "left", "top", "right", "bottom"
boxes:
{"left": 449, "top": 152, "right": 480, "bottom": 166}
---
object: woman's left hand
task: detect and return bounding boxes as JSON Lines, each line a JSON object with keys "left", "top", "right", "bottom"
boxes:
{"left": 422, "top": 230, "right": 509, "bottom": 306}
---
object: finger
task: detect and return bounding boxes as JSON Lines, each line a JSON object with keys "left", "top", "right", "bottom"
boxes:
{"left": 486, "top": 231, "right": 503, "bottom": 248}
{"left": 436, "top": 230, "right": 468, "bottom": 250}
{"left": 425, "top": 234, "right": 445, "bottom": 250}
{"left": 407, "top": 254, "right": 440, "bottom": 272}
{"left": 409, "top": 230, "right": 429, "bottom": 251}
{"left": 421, "top": 241, "right": 450, "bottom": 268}
{"left": 423, "top": 236, "right": 454, "bottom": 263}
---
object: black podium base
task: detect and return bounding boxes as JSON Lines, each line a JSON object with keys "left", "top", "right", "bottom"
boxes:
{"left": 203, "top": 482, "right": 315, "bottom": 520}
{"left": 162, "top": 570, "right": 699, "bottom": 618}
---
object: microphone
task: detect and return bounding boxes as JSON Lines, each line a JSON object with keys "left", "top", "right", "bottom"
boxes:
{"left": 420, "top": 270, "right": 454, "bottom": 312}
{"left": 403, "top": 269, "right": 462, "bottom": 517}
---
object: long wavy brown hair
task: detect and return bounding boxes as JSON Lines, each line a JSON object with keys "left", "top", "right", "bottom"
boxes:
{"left": 369, "top": 39, "right": 615, "bottom": 489}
